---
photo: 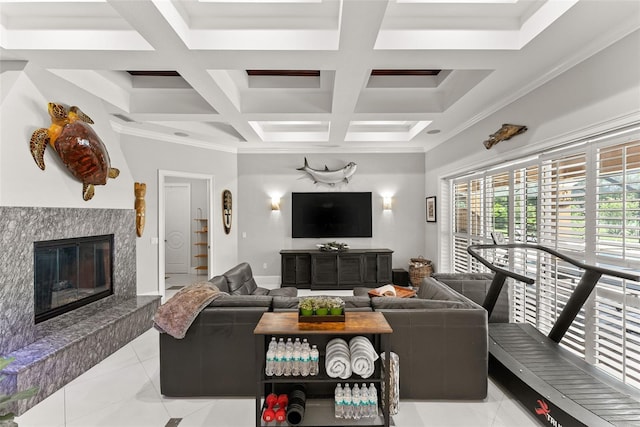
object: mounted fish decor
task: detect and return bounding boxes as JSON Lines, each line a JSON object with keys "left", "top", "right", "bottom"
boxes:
{"left": 483, "top": 124, "right": 528, "bottom": 150}
{"left": 297, "top": 157, "right": 357, "bottom": 185}
{"left": 30, "top": 102, "right": 119, "bottom": 200}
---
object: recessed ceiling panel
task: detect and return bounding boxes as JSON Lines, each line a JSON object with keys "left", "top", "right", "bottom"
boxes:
{"left": 249, "top": 121, "right": 330, "bottom": 142}
{"left": 375, "top": 0, "right": 578, "bottom": 50}
{"left": 0, "top": 1, "right": 153, "bottom": 50}
{"left": 346, "top": 120, "right": 431, "bottom": 142}
{"left": 1, "top": 0, "right": 635, "bottom": 151}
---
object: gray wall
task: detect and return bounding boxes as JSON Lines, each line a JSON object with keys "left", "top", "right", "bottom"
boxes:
{"left": 0, "top": 63, "right": 133, "bottom": 209}
{"left": 423, "top": 29, "right": 640, "bottom": 271}
{"left": 238, "top": 153, "right": 426, "bottom": 279}
{"left": 120, "top": 135, "right": 238, "bottom": 294}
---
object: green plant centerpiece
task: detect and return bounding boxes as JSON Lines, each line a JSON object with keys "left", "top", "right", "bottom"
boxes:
{"left": 0, "top": 357, "right": 39, "bottom": 426}
{"left": 316, "top": 241, "right": 350, "bottom": 252}
{"left": 312, "top": 297, "right": 330, "bottom": 316}
{"left": 298, "top": 297, "right": 345, "bottom": 316}
{"left": 298, "top": 297, "right": 314, "bottom": 316}
{"left": 328, "top": 297, "right": 345, "bottom": 315}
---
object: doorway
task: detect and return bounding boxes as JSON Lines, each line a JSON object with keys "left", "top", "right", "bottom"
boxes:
{"left": 158, "top": 170, "right": 214, "bottom": 299}
{"left": 164, "top": 183, "right": 190, "bottom": 274}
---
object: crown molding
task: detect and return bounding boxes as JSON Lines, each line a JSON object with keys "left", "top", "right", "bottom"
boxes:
{"left": 110, "top": 121, "right": 238, "bottom": 153}
{"left": 434, "top": 15, "right": 640, "bottom": 154}
{"left": 236, "top": 145, "right": 426, "bottom": 155}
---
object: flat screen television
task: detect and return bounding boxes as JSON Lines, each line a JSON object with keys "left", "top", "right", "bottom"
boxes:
{"left": 292, "top": 192, "right": 372, "bottom": 238}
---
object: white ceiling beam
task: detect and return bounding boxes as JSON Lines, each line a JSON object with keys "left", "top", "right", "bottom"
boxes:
{"left": 0, "top": 24, "right": 153, "bottom": 51}
{"left": 48, "top": 69, "right": 130, "bottom": 112}
{"left": 107, "top": 0, "right": 261, "bottom": 142}
{"left": 329, "top": 0, "right": 390, "bottom": 143}
{"left": 126, "top": 113, "right": 223, "bottom": 122}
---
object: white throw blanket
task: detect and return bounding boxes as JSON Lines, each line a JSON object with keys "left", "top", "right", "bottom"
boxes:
{"left": 349, "top": 336, "right": 379, "bottom": 379}
{"left": 325, "top": 338, "right": 352, "bottom": 379}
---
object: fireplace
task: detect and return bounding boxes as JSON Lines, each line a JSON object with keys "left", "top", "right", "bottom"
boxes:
{"left": 34, "top": 234, "right": 114, "bottom": 323}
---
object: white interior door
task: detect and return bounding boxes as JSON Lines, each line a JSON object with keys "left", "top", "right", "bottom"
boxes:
{"left": 165, "top": 184, "right": 191, "bottom": 274}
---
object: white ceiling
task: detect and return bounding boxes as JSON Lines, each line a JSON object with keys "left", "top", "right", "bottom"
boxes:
{"left": 1, "top": 0, "right": 639, "bottom": 153}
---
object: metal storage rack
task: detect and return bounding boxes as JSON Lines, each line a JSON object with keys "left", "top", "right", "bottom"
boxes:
{"left": 254, "top": 312, "right": 393, "bottom": 427}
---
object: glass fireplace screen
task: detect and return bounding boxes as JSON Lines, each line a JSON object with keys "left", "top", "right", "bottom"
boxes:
{"left": 34, "top": 234, "right": 114, "bottom": 323}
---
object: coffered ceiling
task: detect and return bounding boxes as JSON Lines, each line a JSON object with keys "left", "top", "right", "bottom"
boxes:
{"left": 1, "top": 0, "right": 639, "bottom": 153}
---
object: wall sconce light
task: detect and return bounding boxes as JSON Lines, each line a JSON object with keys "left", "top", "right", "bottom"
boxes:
{"left": 383, "top": 196, "right": 392, "bottom": 210}
{"left": 271, "top": 197, "right": 281, "bottom": 211}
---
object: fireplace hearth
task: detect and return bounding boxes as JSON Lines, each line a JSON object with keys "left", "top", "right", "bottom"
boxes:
{"left": 0, "top": 207, "right": 160, "bottom": 415}
{"left": 34, "top": 234, "right": 114, "bottom": 323}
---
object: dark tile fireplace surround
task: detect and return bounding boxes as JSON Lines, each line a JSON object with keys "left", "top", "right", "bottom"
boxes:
{"left": 0, "top": 207, "right": 160, "bottom": 415}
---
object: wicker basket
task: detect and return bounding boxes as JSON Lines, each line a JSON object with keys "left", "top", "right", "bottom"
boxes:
{"left": 409, "top": 256, "right": 434, "bottom": 287}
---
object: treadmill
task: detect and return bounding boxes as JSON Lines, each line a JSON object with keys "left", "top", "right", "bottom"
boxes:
{"left": 467, "top": 243, "right": 640, "bottom": 427}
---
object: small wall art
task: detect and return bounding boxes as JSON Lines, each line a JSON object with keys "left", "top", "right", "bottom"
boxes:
{"left": 134, "top": 182, "right": 146, "bottom": 237}
{"left": 222, "top": 189, "right": 232, "bottom": 234}
{"left": 426, "top": 196, "right": 437, "bottom": 222}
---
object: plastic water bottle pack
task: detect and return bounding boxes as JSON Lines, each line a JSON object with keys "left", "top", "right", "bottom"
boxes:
{"left": 265, "top": 337, "right": 318, "bottom": 377}
{"left": 334, "top": 383, "right": 378, "bottom": 419}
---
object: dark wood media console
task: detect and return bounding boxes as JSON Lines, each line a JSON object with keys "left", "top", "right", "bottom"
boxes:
{"left": 280, "top": 249, "right": 393, "bottom": 290}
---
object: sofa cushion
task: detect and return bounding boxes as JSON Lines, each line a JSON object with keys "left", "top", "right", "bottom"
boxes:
{"left": 209, "top": 275, "right": 229, "bottom": 293}
{"left": 432, "top": 273, "right": 508, "bottom": 323}
{"left": 341, "top": 296, "right": 374, "bottom": 311}
{"left": 271, "top": 296, "right": 300, "bottom": 311}
{"left": 418, "top": 277, "right": 468, "bottom": 301}
{"left": 352, "top": 287, "right": 371, "bottom": 297}
{"left": 207, "top": 294, "right": 272, "bottom": 308}
{"left": 252, "top": 287, "right": 270, "bottom": 296}
{"left": 271, "top": 296, "right": 372, "bottom": 312}
{"left": 223, "top": 262, "right": 258, "bottom": 295}
{"left": 267, "top": 287, "right": 298, "bottom": 297}
{"left": 371, "top": 297, "right": 466, "bottom": 310}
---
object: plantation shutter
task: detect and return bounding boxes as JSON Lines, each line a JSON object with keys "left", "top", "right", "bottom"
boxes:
{"left": 468, "top": 177, "right": 485, "bottom": 272}
{"left": 511, "top": 166, "right": 540, "bottom": 324}
{"left": 594, "top": 140, "right": 640, "bottom": 387}
{"left": 538, "top": 152, "right": 588, "bottom": 353}
{"left": 453, "top": 181, "right": 470, "bottom": 273}
{"left": 449, "top": 131, "right": 640, "bottom": 389}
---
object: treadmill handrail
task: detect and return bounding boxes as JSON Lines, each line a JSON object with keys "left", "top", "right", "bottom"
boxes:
{"left": 467, "top": 243, "right": 640, "bottom": 282}
{"left": 467, "top": 243, "right": 640, "bottom": 343}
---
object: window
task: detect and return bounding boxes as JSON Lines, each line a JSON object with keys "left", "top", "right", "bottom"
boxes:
{"left": 594, "top": 141, "right": 640, "bottom": 386}
{"left": 450, "top": 132, "right": 640, "bottom": 388}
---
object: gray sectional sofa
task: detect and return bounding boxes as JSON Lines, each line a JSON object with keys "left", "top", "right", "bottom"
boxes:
{"left": 159, "top": 262, "right": 297, "bottom": 397}
{"left": 353, "top": 276, "right": 488, "bottom": 399}
{"left": 159, "top": 264, "right": 490, "bottom": 400}
{"left": 432, "top": 272, "right": 507, "bottom": 323}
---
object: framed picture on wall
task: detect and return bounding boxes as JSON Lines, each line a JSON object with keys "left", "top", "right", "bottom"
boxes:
{"left": 426, "top": 196, "right": 436, "bottom": 222}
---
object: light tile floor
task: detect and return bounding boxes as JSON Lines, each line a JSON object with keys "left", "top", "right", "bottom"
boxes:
{"left": 15, "top": 274, "right": 540, "bottom": 427}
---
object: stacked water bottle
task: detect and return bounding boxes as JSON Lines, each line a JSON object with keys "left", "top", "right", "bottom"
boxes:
{"left": 334, "top": 383, "right": 378, "bottom": 419}
{"left": 265, "top": 337, "right": 319, "bottom": 377}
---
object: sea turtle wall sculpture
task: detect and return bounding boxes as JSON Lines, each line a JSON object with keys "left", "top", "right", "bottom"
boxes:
{"left": 30, "top": 102, "right": 120, "bottom": 201}
{"left": 297, "top": 157, "right": 357, "bottom": 185}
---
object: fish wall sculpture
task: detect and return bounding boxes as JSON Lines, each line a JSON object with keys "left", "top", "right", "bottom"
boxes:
{"left": 297, "top": 157, "right": 357, "bottom": 185}
{"left": 483, "top": 124, "right": 528, "bottom": 150}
